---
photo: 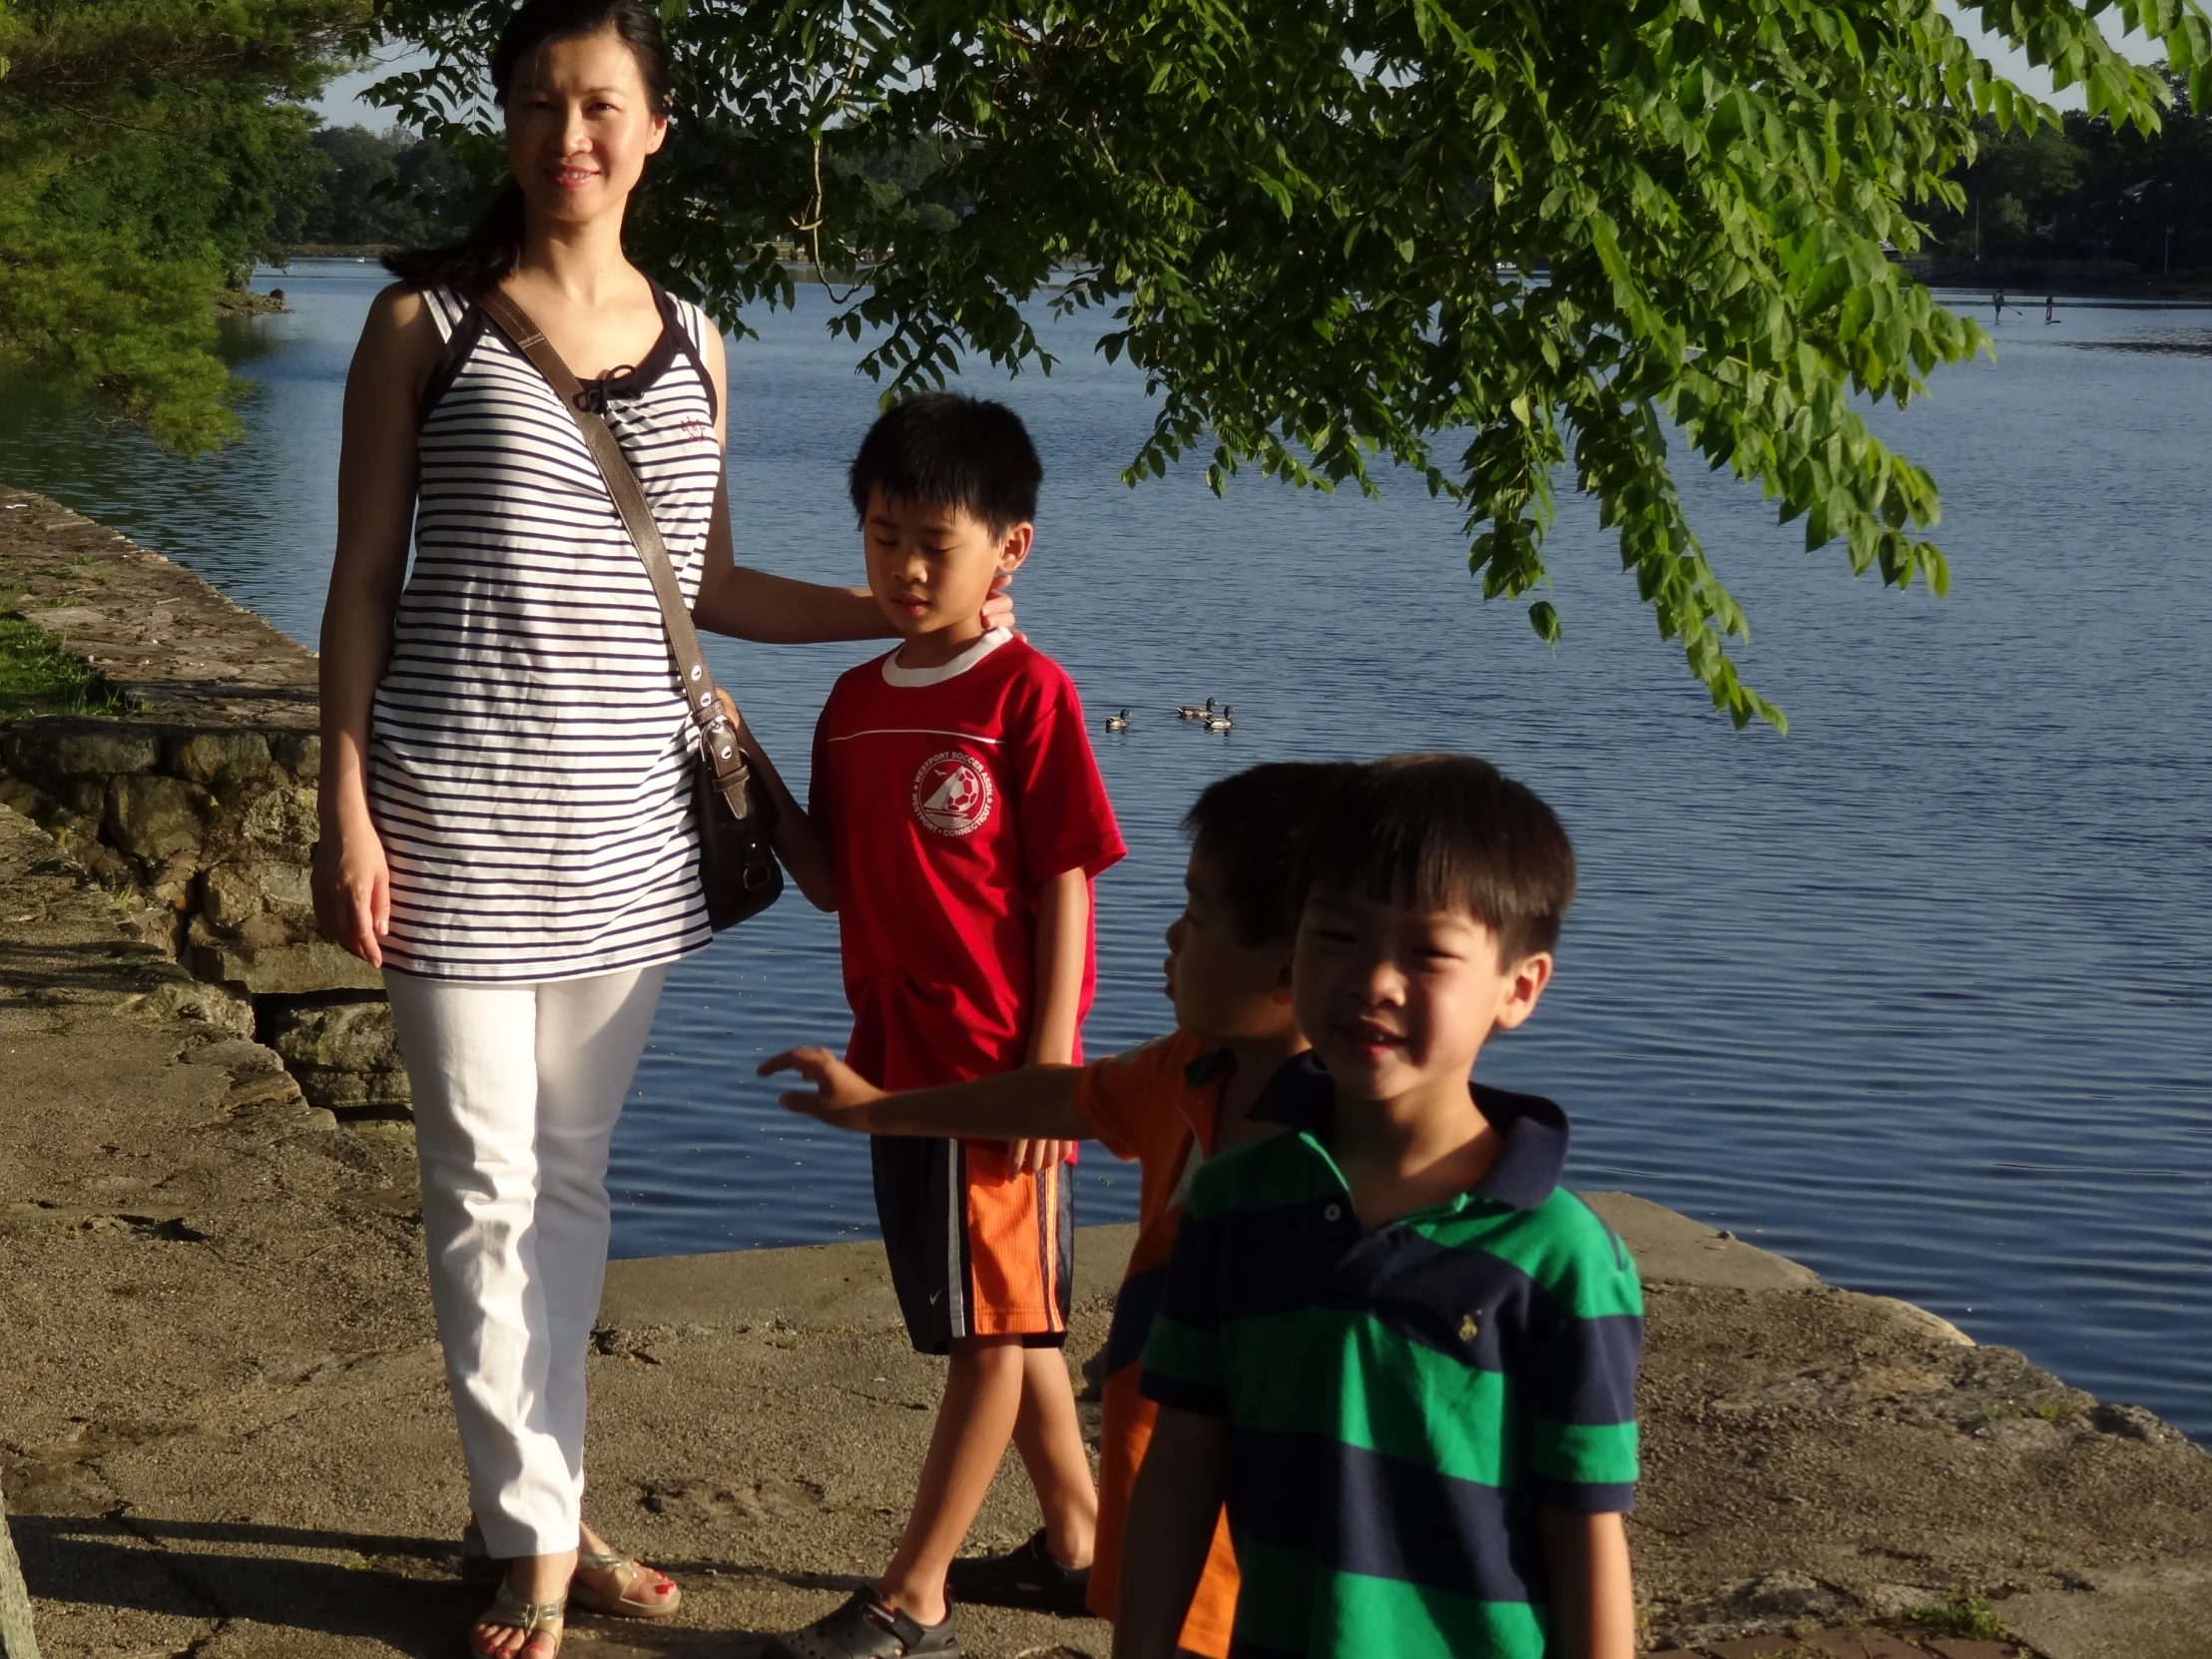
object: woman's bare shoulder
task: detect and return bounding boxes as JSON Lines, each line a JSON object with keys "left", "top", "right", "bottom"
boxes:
{"left": 352, "top": 280, "right": 447, "bottom": 389}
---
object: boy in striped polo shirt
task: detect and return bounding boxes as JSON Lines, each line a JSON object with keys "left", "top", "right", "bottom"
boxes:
{"left": 1119, "top": 755, "right": 1642, "bottom": 1659}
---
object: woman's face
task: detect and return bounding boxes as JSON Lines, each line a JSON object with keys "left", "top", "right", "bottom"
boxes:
{"left": 504, "top": 28, "right": 667, "bottom": 228}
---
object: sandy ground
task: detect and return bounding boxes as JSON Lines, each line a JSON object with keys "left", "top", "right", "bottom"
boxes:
{"left": 5, "top": 804, "right": 2212, "bottom": 1659}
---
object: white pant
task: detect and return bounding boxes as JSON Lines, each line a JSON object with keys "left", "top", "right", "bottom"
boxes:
{"left": 384, "top": 963, "right": 668, "bottom": 1557}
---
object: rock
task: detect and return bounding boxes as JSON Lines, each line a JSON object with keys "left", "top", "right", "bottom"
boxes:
{"left": 266, "top": 997, "right": 401, "bottom": 1073}
{"left": 201, "top": 859, "right": 312, "bottom": 928}
{"left": 291, "top": 1066, "right": 412, "bottom": 1110}
{"left": 1733, "top": 1569, "right": 1850, "bottom": 1620}
{"left": 45, "top": 780, "right": 104, "bottom": 818}
{"left": 145, "top": 850, "right": 197, "bottom": 911}
{"left": 236, "top": 784, "right": 317, "bottom": 857}
{"left": 24, "top": 725, "right": 159, "bottom": 779}
{"left": 118, "top": 976, "right": 256, "bottom": 1037}
{"left": 2090, "top": 1402, "right": 2190, "bottom": 1446}
{"left": 181, "top": 1038, "right": 286, "bottom": 1077}
{"left": 269, "top": 731, "right": 320, "bottom": 780}
{"left": 167, "top": 730, "right": 272, "bottom": 785}
{"left": 190, "top": 936, "right": 383, "bottom": 995}
{"left": 105, "top": 773, "right": 215, "bottom": 860}
{"left": 1862, "top": 1582, "right": 1941, "bottom": 1619}
{"left": 236, "top": 910, "right": 291, "bottom": 949}
{"left": 0, "top": 1467, "right": 39, "bottom": 1659}
{"left": 200, "top": 861, "right": 264, "bottom": 927}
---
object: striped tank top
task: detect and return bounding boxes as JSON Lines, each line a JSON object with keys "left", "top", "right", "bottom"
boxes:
{"left": 368, "top": 281, "right": 721, "bottom": 982}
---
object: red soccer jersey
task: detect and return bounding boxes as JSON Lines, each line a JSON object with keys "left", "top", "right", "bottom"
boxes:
{"left": 810, "top": 629, "right": 1126, "bottom": 1090}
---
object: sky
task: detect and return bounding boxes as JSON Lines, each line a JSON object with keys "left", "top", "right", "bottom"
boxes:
{"left": 311, "top": 8, "right": 2174, "bottom": 132}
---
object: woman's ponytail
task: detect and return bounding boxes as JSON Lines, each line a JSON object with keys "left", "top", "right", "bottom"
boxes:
{"left": 380, "top": 0, "right": 670, "bottom": 296}
{"left": 383, "top": 178, "right": 528, "bottom": 296}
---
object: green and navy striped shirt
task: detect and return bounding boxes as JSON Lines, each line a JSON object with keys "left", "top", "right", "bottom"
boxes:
{"left": 1139, "top": 1055, "right": 1642, "bottom": 1659}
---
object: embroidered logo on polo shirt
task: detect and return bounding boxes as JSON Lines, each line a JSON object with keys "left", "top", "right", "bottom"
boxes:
{"left": 1459, "top": 1311, "right": 1481, "bottom": 1344}
{"left": 913, "top": 751, "right": 994, "bottom": 836}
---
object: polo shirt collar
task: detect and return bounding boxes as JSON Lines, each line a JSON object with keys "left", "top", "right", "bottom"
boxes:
{"left": 1250, "top": 1051, "right": 1569, "bottom": 1212}
{"left": 1182, "top": 1047, "right": 1234, "bottom": 1089}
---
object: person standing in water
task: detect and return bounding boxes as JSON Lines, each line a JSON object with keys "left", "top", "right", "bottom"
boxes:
{"left": 311, "top": 3, "right": 1012, "bottom": 1654}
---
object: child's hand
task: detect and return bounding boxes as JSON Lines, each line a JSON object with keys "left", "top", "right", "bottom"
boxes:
{"left": 760, "top": 1046, "right": 886, "bottom": 1125}
{"left": 1007, "top": 1137, "right": 1075, "bottom": 1174}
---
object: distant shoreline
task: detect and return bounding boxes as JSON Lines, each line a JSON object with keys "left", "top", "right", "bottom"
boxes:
{"left": 259, "top": 251, "right": 2212, "bottom": 307}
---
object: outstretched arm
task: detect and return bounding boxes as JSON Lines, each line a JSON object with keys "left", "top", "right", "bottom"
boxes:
{"left": 693, "top": 526, "right": 894, "bottom": 643}
{"left": 694, "top": 536, "right": 1015, "bottom": 643}
{"left": 761, "top": 1046, "right": 1087, "bottom": 1141}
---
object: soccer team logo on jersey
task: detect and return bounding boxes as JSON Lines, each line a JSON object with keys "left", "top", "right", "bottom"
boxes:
{"left": 913, "top": 750, "right": 995, "bottom": 836}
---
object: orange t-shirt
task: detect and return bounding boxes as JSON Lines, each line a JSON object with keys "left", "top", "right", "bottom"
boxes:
{"left": 1071, "top": 1032, "right": 1242, "bottom": 1658}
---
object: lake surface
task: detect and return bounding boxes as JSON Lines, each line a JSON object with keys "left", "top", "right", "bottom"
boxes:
{"left": 4, "top": 262, "right": 2208, "bottom": 1442}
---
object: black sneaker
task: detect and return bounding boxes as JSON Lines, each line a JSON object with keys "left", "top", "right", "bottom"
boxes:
{"left": 944, "top": 1529, "right": 1091, "bottom": 1616}
{"left": 774, "top": 1591, "right": 959, "bottom": 1659}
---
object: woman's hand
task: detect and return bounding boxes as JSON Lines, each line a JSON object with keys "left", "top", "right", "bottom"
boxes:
{"left": 761, "top": 1045, "right": 887, "bottom": 1125}
{"left": 981, "top": 571, "right": 1020, "bottom": 637}
{"left": 313, "top": 820, "right": 391, "bottom": 967}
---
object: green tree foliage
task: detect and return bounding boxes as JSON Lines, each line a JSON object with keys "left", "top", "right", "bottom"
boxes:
{"left": 0, "top": 0, "right": 363, "bottom": 451}
{"left": 296, "top": 124, "right": 473, "bottom": 246}
{"left": 1934, "top": 69, "right": 2211, "bottom": 268}
{"left": 377, "top": 2, "right": 2209, "bottom": 721}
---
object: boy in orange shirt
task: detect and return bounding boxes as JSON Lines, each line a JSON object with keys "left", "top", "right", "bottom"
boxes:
{"left": 763, "top": 760, "right": 1353, "bottom": 1656}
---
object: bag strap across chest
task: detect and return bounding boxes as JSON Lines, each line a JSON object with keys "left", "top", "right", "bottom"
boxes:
{"left": 475, "top": 286, "right": 752, "bottom": 816}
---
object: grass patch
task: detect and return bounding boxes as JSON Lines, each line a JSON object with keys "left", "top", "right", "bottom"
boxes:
{"left": 1911, "top": 1592, "right": 2005, "bottom": 1639}
{"left": 0, "top": 612, "right": 127, "bottom": 717}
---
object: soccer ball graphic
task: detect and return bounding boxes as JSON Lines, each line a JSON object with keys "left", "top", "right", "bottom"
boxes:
{"left": 912, "top": 751, "right": 996, "bottom": 836}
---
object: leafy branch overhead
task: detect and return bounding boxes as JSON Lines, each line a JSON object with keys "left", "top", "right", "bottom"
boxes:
{"left": 378, "top": 0, "right": 2208, "bottom": 726}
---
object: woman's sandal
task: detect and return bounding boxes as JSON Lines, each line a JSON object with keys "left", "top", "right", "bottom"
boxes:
{"left": 468, "top": 1579, "right": 565, "bottom": 1659}
{"left": 569, "top": 1549, "right": 683, "bottom": 1620}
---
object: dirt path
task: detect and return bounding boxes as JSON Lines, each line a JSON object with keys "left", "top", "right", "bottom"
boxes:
{"left": 4, "top": 804, "right": 2209, "bottom": 1658}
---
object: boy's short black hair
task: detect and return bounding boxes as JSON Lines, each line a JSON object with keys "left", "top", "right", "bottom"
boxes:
{"left": 847, "top": 391, "right": 1042, "bottom": 537}
{"left": 1183, "top": 762, "right": 1364, "bottom": 946}
{"left": 1296, "top": 754, "right": 1575, "bottom": 963}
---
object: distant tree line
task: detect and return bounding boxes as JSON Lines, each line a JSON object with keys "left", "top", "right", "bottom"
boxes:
{"left": 282, "top": 125, "right": 475, "bottom": 249}
{"left": 1926, "top": 69, "right": 2209, "bottom": 272}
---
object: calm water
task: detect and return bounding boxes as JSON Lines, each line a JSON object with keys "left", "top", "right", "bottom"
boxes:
{"left": 4, "top": 263, "right": 2208, "bottom": 1440}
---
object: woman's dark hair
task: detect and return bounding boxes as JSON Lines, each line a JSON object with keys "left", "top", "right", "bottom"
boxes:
{"left": 383, "top": 0, "right": 671, "bottom": 295}
{"left": 1183, "top": 762, "right": 1363, "bottom": 946}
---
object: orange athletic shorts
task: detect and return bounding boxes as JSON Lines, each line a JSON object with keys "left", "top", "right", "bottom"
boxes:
{"left": 871, "top": 1134, "right": 1072, "bottom": 1355}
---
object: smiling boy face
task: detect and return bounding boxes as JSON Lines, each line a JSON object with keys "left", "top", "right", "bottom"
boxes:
{"left": 862, "top": 488, "right": 1031, "bottom": 658}
{"left": 1292, "top": 887, "right": 1550, "bottom": 1106}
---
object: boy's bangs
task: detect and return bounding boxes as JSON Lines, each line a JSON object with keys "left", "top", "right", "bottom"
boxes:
{"left": 1299, "top": 754, "right": 1575, "bottom": 962}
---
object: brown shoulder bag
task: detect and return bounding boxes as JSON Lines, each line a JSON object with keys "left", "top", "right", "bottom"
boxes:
{"left": 477, "top": 286, "right": 783, "bottom": 931}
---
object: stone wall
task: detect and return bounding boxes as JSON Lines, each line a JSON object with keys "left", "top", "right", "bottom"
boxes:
{"left": 0, "top": 485, "right": 405, "bottom": 1114}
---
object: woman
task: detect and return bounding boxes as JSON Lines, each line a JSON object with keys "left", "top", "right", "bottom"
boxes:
{"left": 311, "top": 3, "right": 1007, "bottom": 1652}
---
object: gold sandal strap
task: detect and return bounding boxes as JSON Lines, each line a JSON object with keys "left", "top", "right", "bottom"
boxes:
{"left": 485, "top": 1580, "right": 566, "bottom": 1633}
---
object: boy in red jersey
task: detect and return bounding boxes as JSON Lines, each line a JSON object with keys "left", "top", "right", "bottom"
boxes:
{"left": 733, "top": 392, "right": 1125, "bottom": 1659}
{"left": 762, "top": 762, "right": 1355, "bottom": 1659}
